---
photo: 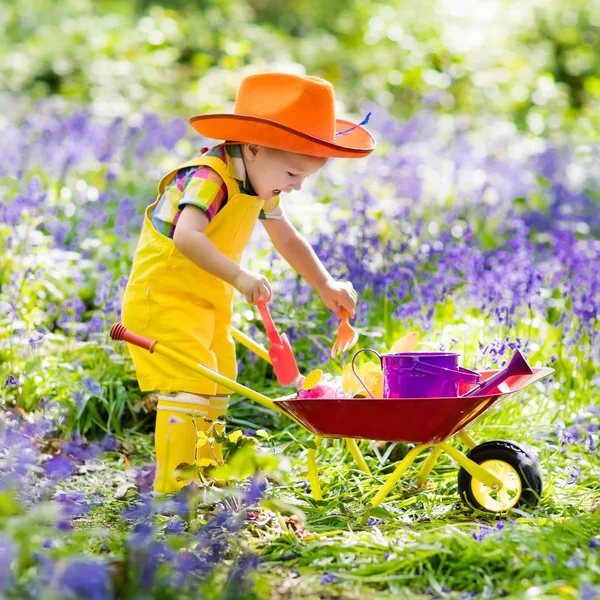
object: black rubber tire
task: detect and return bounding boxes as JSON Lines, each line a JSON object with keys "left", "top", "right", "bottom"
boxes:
{"left": 457, "top": 440, "right": 543, "bottom": 512}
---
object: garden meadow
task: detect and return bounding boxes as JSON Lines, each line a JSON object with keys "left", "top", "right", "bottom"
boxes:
{"left": 1, "top": 0, "right": 599, "bottom": 598}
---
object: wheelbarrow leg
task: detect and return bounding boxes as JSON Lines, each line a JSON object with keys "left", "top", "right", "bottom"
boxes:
{"left": 415, "top": 445, "right": 444, "bottom": 488}
{"left": 369, "top": 444, "right": 430, "bottom": 509}
{"left": 307, "top": 436, "right": 323, "bottom": 501}
{"left": 438, "top": 442, "right": 503, "bottom": 489}
{"left": 457, "top": 430, "right": 478, "bottom": 450}
{"left": 346, "top": 439, "right": 370, "bottom": 474}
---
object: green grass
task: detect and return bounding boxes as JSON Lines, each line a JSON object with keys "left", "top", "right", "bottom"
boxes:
{"left": 61, "top": 379, "right": 599, "bottom": 599}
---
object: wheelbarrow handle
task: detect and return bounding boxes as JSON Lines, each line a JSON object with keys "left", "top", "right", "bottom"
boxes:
{"left": 230, "top": 327, "right": 271, "bottom": 364}
{"left": 109, "top": 323, "right": 157, "bottom": 353}
{"left": 110, "top": 322, "right": 286, "bottom": 415}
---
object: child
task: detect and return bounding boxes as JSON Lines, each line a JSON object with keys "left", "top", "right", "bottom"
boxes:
{"left": 121, "top": 72, "right": 375, "bottom": 493}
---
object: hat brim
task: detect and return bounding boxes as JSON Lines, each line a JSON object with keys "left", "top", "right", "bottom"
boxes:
{"left": 188, "top": 114, "right": 375, "bottom": 159}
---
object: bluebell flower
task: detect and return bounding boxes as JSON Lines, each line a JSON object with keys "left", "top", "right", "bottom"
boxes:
{"left": 580, "top": 584, "right": 600, "bottom": 600}
{"left": 58, "top": 560, "right": 114, "bottom": 600}
{"left": 44, "top": 455, "right": 75, "bottom": 481}
{"left": 243, "top": 476, "right": 267, "bottom": 506}
{"left": 0, "top": 535, "right": 15, "bottom": 592}
{"left": 165, "top": 517, "right": 186, "bottom": 535}
{"left": 567, "top": 465, "right": 581, "bottom": 485}
{"left": 4, "top": 375, "right": 18, "bottom": 388}
{"left": 472, "top": 521, "right": 504, "bottom": 541}
{"left": 320, "top": 572, "right": 339, "bottom": 585}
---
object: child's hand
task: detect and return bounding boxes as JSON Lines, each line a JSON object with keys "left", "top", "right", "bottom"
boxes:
{"left": 233, "top": 268, "right": 272, "bottom": 304}
{"left": 318, "top": 280, "right": 357, "bottom": 318}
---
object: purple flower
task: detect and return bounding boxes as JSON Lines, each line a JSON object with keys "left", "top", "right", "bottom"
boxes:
{"left": 57, "top": 520, "right": 74, "bottom": 532}
{"left": 58, "top": 560, "right": 114, "bottom": 600}
{"left": 589, "top": 538, "right": 600, "bottom": 549}
{"left": 28, "top": 330, "right": 46, "bottom": 348}
{"left": 580, "top": 584, "right": 600, "bottom": 600}
{"left": 365, "top": 517, "right": 386, "bottom": 526}
{"left": 130, "top": 523, "right": 153, "bottom": 545}
{"left": 53, "top": 492, "right": 88, "bottom": 517}
{"left": 62, "top": 439, "right": 101, "bottom": 462}
{"left": 566, "top": 553, "right": 585, "bottom": 568}
{"left": 567, "top": 465, "right": 581, "bottom": 485}
{"left": 84, "top": 378, "right": 102, "bottom": 395}
{"left": 320, "top": 572, "right": 339, "bottom": 585}
{"left": 134, "top": 465, "right": 156, "bottom": 493}
{"left": 472, "top": 521, "right": 504, "bottom": 541}
{"left": 4, "top": 375, "right": 18, "bottom": 388}
{"left": 165, "top": 517, "right": 186, "bottom": 535}
{"left": 0, "top": 535, "right": 16, "bottom": 592}
{"left": 243, "top": 476, "right": 267, "bottom": 506}
{"left": 44, "top": 455, "right": 75, "bottom": 480}
{"left": 100, "top": 435, "right": 117, "bottom": 452}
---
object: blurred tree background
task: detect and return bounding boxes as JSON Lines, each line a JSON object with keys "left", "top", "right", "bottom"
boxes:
{"left": 1, "top": 0, "right": 598, "bottom": 136}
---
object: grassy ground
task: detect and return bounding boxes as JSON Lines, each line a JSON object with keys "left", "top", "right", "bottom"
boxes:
{"left": 60, "top": 379, "right": 599, "bottom": 600}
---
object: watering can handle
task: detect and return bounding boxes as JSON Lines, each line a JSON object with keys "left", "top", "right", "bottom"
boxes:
{"left": 412, "top": 360, "right": 481, "bottom": 383}
{"left": 351, "top": 348, "right": 381, "bottom": 399}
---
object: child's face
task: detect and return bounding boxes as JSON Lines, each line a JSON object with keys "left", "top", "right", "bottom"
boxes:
{"left": 242, "top": 144, "right": 328, "bottom": 201}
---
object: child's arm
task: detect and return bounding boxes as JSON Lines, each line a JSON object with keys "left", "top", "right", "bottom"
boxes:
{"left": 262, "top": 217, "right": 357, "bottom": 318}
{"left": 173, "top": 205, "right": 272, "bottom": 304}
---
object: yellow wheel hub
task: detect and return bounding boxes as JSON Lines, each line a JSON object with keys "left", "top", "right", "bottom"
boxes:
{"left": 471, "top": 459, "right": 522, "bottom": 511}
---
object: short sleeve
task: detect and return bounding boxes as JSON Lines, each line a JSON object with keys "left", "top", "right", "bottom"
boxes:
{"left": 259, "top": 195, "right": 284, "bottom": 220}
{"left": 178, "top": 166, "right": 227, "bottom": 221}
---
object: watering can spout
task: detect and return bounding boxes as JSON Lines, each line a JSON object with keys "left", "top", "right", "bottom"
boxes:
{"left": 461, "top": 349, "right": 533, "bottom": 397}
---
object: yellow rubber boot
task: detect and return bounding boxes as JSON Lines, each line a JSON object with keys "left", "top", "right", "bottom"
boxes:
{"left": 153, "top": 394, "right": 210, "bottom": 494}
{"left": 202, "top": 396, "right": 229, "bottom": 464}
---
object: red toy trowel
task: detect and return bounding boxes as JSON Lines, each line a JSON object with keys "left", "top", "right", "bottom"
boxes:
{"left": 257, "top": 300, "right": 300, "bottom": 386}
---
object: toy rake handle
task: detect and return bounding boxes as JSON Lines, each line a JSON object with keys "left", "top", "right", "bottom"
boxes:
{"left": 257, "top": 300, "right": 281, "bottom": 345}
{"left": 110, "top": 323, "right": 157, "bottom": 353}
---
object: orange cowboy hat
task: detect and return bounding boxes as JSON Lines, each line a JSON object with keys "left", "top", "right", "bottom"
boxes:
{"left": 189, "top": 73, "right": 375, "bottom": 159}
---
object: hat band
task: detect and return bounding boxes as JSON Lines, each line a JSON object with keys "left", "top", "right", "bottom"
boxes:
{"left": 335, "top": 112, "right": 371, "bottom": 137}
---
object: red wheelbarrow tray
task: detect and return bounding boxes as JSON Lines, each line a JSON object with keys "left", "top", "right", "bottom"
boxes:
{"left": 276, "top": 368, "right": 554, "bottom": 444}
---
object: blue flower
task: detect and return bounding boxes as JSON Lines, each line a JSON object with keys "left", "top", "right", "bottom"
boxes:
{"left": 0, "top": 535, "right": 16, "bottom": 592}
{"left": 580, "top": 584, "right": 600, "bottom": 600}
{"left": 567, "top": 465, "right": 581, "bottom": 485}
{"left": 84, "top": 378, "right": 102, "bottom": 395}
{"left": 4, "top": 375, "right": 18, "bottom": 388}
{"left": 165, "top": 517, "right": 186, "bottom": 535}
{"left": 472, "top": 521, "right": 504, "bottom": 542}
{"left": 58, "top": 560, "right": 114, "bottom": 600}
{"left": 243, "top": 476, "right": 267, "bottom": 506}
{"left": 44, "top": 455, "right": 75, "bottom": 481}
{"left": 320, "top": 572, "right": 339, "bottom": 585}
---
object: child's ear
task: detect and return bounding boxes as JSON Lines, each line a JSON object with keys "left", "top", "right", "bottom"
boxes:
{"left": 243, "top": 144, "right": 260, "bottom": 162}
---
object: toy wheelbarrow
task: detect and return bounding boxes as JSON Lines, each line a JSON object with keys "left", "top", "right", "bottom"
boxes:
{"left": 110, "top": 323, "right": 553, "bottom": 514}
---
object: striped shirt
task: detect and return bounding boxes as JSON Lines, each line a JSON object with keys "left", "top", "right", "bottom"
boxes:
{"left": 151, "top": 144, "right": 284, "bottom": 238}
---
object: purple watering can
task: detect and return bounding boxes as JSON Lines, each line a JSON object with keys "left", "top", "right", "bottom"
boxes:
{"left": 352, "top": 349, "right": 481, "bottom": 399}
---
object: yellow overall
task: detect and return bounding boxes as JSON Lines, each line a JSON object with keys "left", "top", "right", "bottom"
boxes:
{"left": 122, "top": 154, "right": 265, "bottom": 492}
